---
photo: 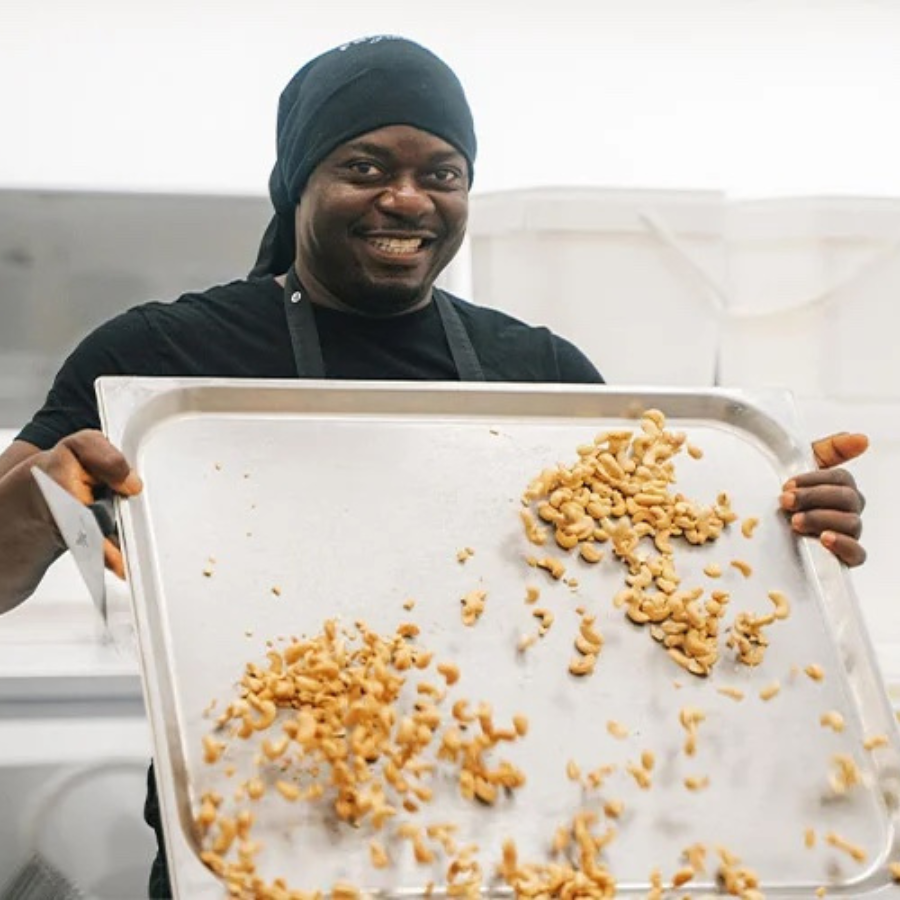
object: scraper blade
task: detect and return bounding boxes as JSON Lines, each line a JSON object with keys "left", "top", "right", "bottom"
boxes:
{"left": 31, "top": 466, "right": 110, "bottom": 626}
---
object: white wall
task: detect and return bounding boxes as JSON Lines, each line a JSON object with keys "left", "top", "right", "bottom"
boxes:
{"left": 3, "top": 0, "right": 900, "bottom": 199}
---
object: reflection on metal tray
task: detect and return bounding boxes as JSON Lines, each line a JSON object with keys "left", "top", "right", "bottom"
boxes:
{"left": 97, "top": 378, "right": 900, "bottom": 899}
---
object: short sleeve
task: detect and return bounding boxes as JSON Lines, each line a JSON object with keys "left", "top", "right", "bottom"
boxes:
{"left": 16, "top": 308, "right": 160, "bottom": 450}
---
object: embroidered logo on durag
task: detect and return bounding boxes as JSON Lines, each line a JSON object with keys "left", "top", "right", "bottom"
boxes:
{"left": 338, "top": 35, "right": 404, "bottom": 52}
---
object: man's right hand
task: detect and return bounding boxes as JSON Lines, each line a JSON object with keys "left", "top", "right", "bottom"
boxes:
{"left": 0, "top": 430, "right": 142, "bottom": 612}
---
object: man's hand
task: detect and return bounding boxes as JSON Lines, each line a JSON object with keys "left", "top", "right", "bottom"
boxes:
{"left": 29, "top": 430, "right": 143, "bottom": 578}
{"left": 0, "top": 430, "right": 142, "bottom": 613}
{"left": 780, "top": 432, "right": 868, "bottom": 567}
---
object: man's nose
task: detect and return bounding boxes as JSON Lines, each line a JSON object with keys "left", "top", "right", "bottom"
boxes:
{"left": 375, "top": 176, "right": 434, "bottom": 219}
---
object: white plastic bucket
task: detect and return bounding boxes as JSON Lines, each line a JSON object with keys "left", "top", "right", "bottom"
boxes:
{"left": 718, "top": 197, "right": 900, "bottom": 399}
{"left": 467, "top": 188, "right": 726, "bottom": 386}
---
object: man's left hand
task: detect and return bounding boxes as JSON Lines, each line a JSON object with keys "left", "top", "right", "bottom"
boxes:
{"left": 780, "top": 432, "right": 869, "bottom": 567}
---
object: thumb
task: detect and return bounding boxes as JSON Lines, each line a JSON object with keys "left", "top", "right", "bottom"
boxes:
{"left": 811, "top": 432, "right": 869, "bottom": 469}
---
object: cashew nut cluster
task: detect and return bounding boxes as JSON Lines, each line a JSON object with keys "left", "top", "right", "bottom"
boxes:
{"left": 726, "top": 610, "right": 771, "bottom": 668}
{"left": 714, "top": 845, "right": 764, "bottom": 899}
{"left": 460, "top": 589, "right": 486, "bottom": 626}
{"left": 569, "top": 611, "right": 604, "bottom": 677}
{"left": 496, "top": 812, "right": 617, "bottom": 898}
{"left": 520, "top": 409, "right": 749, "bottom": 677}
{"left": 194, "top": 619, "right": 526, "bottom": 897}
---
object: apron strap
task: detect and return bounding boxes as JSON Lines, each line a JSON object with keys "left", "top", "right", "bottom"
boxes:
{"left": 283, "top": 267, "right": 326, "bottom": 379}
{"left": 434, "top": 289, "right": 485, "bottom": 382}
{"left": 282, "top": 271, "right": 485, "bottom": 382}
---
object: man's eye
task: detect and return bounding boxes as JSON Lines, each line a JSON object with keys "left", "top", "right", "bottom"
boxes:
{"left": 349, "top": 161, "right": 381, "bottom": 176}
{"left": 432, "top": 168, "right": 461, "bottom": 184}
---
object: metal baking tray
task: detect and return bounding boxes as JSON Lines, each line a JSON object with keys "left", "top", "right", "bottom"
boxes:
{"left": 97, "top": 377, "right": 900, "bottom": 898}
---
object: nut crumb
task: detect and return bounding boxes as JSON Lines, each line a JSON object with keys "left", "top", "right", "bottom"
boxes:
{"left": 671, "top": 865, "right": 695, "bottom": 887}
{"left": 863, "top": 734, "right": 889, "bottom": 751}
{"left": 717, "top": 686, "right": 745, "bottom": 701}
{"left": 603, "top": 799, "right": 624, "bottom": 818}
{"left": 805, "top": 664, "right": 825, "bottom": 682}
{"left": 275, "top": 780, "right": 301, "bottom": 801}
{"left": 607, "top": 720, "right": 629, "bottom": 739}
{"left": 568, "top": 653, "right": 596, "bottom": 677}
{"left": 825, "top": 831, "right": 867, "bottom": 863}
{"left": 437, "top": 661, "right": 460, "bottom": 685}
{"left": 579, "top": 543, "right": 603, "bottom": 564}
{"left": 626, "top": 761, "right": 652, "bottom": 790}
{"left": 536, "top": 556, "right": 566, "bottom": 580}
{"left": 828, "top": 754, "right": 862, "bottom": 795}
{"left": 679, "top": 706, "right": 706, "bottom": 756}
{"left": 369, "top": 840, "right": 390, "bottom": 869}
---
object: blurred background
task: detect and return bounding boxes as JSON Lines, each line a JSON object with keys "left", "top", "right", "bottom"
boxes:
{"left": 2, "top": 0, "right": 900, "bottom": 895}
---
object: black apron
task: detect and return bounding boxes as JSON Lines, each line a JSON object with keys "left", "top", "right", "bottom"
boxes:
{"left": 147, "top": 271, "right": 485, "bottom": 899}
{"left": 282, "top": 267, "right": 486, "bottom": 381}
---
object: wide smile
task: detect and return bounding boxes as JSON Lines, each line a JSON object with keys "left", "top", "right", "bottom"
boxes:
{"left": 361, "top": 234, "right": 434, "bottom": 264}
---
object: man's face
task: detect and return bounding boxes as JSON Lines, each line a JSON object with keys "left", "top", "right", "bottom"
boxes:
{"left": 294, "top": 125, "right": 469, "bottom": 316}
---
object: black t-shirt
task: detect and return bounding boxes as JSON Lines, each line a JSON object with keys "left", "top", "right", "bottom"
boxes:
{"left": 18, "top": 276, "right": 602, "bottom": 449}
{"left": 17, "top": 276, "right": 603, "bottom": 898}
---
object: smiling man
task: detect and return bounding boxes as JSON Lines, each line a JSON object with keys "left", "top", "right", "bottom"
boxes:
{"left": 293, "top": 126, "right": 468, "bottom": 316}
{"left": 0, "top": 35, "right": 868, "bottom": 898}
{"left": 241, "top": 35, "right": 605, "bottom": 384}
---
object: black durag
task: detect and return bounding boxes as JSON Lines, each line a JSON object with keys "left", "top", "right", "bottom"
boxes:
{"left": 249, "top": 36, "right": 477, "bottom": 278}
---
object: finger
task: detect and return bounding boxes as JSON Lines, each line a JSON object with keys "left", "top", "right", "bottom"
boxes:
{"left": 784, "top": 467, "right": 855, "bottom": 490}
{"left": 103, "top": 538, "right": 126, "bottom": 580}
{"left": 59, "top": 430, "right": 143, "bottom": 496}
{"left": 782, "top": 468, "right": 865, "bottom": 513}
{"left": 789, "top": 509, "right": 862, "bottom": 541}
{"left": 780, "top": 484, "right": 864, "bottom": 515}
{"left": 820, "top": 530, "right": 867, "bottom": 568}
{"left": 37, "top": 445, "right": 97, "bottom": 506}
{"left": 811, "top": 432, "right": 869, "bottom": 469}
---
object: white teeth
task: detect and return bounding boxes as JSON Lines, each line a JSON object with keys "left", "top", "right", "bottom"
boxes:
{"left": 369, "top": 237, "right": 423, "bottom": 254}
